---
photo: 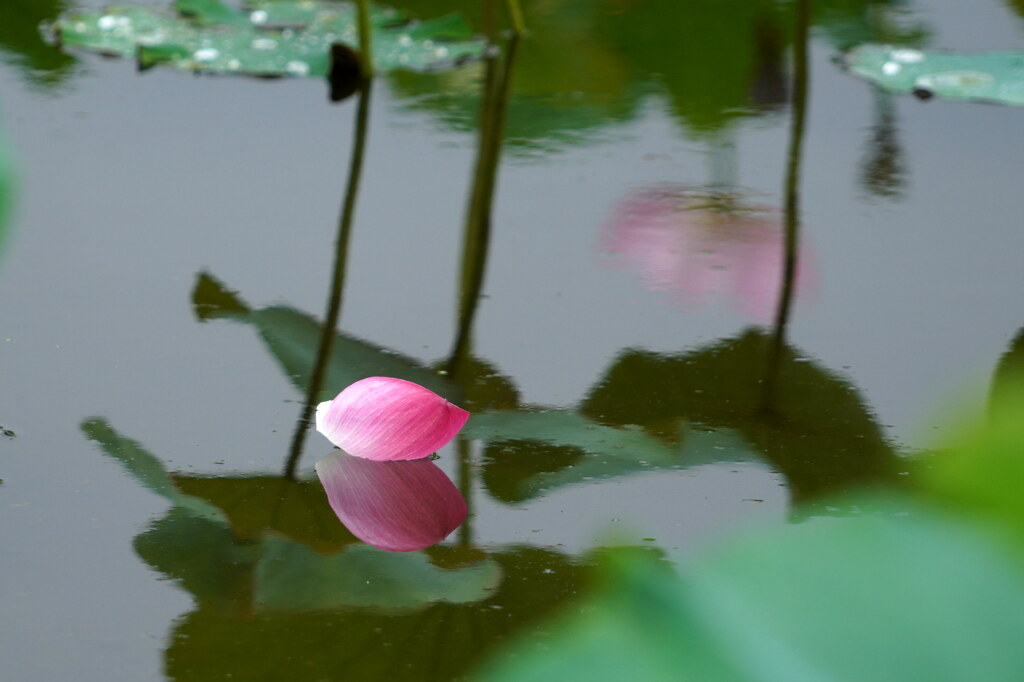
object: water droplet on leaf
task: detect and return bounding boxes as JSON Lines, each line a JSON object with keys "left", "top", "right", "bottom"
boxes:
{"left": 193, "top": 47, "right": 219, "bottom": 62}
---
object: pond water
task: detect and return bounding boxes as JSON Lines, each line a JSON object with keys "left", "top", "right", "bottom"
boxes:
{"left": 1, "top": 0, "right": 1023, "bottom": 680}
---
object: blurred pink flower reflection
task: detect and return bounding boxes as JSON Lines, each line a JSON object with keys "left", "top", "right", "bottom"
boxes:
{"left": 316, "top": 450, "right": 468, "bottom": 552}
{"left": 603, "top": 186, "right": 813, "bottom": 321}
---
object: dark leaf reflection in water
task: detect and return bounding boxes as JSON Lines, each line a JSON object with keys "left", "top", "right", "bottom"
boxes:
{"left": 161, "top": 546, "right": 586, "bottom": 682}
{"left": 0, "top": 0, "right": 77, "bottom": 89}
{"left": 83, "top": 417, "right": 588, "bottom": 681}
{"left": 470, "top": 329, "right": 899, "bottom": 511}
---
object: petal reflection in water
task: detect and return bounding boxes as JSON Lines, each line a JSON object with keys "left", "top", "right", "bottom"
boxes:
{"left": 315, "top": 449, "right": 468, "bottom": 552}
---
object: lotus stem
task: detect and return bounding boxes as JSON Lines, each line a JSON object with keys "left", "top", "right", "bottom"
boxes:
{"left": 284, "top": 79, "right": 373, "bottom": 478}
{"left": 505, "top": 0, "right": 526, "bottom": 35}
{"left": 356, "top": 0, "right": 373, "bottom": 76}
{"left": 448, "top": 33, "right": 520, "bottom": 367}
{"left": 762, "top": 0, "right": 810, "bottom": 409}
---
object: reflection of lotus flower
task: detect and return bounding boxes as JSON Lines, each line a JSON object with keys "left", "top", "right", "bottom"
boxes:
{"left": 316, "top": 377, "right": 470, "bottom": 461}
{"left": 603, "top": 186, "right": 812, "bottom": 321}
{"left": 315, "top": 450, "right": 468, "bottom": 552}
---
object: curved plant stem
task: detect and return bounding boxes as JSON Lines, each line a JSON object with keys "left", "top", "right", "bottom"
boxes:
{"left": 484, "top": 0, "right": 525, "bottom": 39}
{"left": 448, "top": 35, "right": 520, "bottom": 369}
{"left": 284, "top": 79, "right": 374, "bottom": 479}
{"left": 762, "top": 0, "right": 810, "bottom": 409}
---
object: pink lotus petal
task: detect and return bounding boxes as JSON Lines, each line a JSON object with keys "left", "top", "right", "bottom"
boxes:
{"left": 315, "top": 449, "right": 468, "bottom": 552}
{"left": 316, "top": 377, "right": 470, "bottom": 461}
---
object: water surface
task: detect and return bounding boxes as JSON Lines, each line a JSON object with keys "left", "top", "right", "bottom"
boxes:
{"left": 1, "top": 0, "right": 1023, "bottom": 679}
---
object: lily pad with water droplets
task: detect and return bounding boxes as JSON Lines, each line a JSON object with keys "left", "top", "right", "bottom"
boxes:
{"left": 843, "top": 44, "right": 1024, "bottom": 106}
{"left": 53, "top": 0, "right": 488, "bottom": 77}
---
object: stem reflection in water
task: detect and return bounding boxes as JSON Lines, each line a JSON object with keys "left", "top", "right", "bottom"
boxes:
{"left": 762, "top": 0, "right": 810, "bottom": 410}
{"left": 861, "top": 91, "right": 905, "bottom": 201}
{"left": 285, "top": 77, "right": 373, "bottom": 479}
{"left": 448, "top": 36, "right": 521, "bottom": 369}
{"left": 447, "top": 32, "right": 521, "bottom": 544}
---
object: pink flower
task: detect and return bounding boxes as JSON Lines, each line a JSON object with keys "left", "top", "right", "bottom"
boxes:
{"left": 602, "top": 186, "right": 813, "bottom": 322}
{"left": 316, "top": 377, "right": 470, "bottom": 461}
{"left": 315, "top": 450, "right": 467, "bottom": 552}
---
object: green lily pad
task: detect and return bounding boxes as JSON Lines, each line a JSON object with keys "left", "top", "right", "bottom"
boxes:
{"left": 57, "top": 6, "right": 204, "bottom": 59}
{"left": 53, "top": 0, "right": 488, "bottom": 77}
{"left": 177, "top": 0, "right": 251, "bottom": 26}
{"left": 843, "top": 45, "right": 1024, "bottom": 106}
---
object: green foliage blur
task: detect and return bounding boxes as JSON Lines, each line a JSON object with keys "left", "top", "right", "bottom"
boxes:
{"left": 0, "top": 0, "right": 77, "bottom": 89}
{"left": 473, "top": 372, "right": 1024, "bottom": 681}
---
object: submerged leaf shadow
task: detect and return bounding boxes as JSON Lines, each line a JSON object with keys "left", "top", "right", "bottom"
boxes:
{"left": 580, "top": 330, "right": 899, "bottom": 505}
